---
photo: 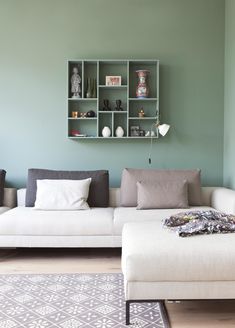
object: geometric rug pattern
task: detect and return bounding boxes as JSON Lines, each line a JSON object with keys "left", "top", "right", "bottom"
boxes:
{"left": 0, "top": 273, "right": 167, "bottom": 328}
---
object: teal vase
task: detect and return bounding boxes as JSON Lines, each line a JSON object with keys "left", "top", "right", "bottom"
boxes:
{"left": 91, "top": 78, "right": 97, "bottom": 98}
{"left": 86, "top": 78, "right": 92, "bottom": 98}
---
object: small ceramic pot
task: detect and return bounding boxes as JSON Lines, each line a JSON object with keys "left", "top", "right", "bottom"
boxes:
{"left": 115, "top": 126, "right": 124, "bottom": 138}
{"left": 102, "top": 126, "right": 111, "bottom": 137}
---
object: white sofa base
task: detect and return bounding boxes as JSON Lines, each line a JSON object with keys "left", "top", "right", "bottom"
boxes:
{"left": 125, "top": 281, "right": 235, "bottom": 300}
{"left": 0, "top": 235, "right": 122, "bottom": 248}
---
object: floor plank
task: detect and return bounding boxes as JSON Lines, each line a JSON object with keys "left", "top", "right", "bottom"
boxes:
{"left": 166, "top": 300, "right": 235, "bottom": 328}
{"left": 0, "top": 248, "right": 121, "bottom": 273}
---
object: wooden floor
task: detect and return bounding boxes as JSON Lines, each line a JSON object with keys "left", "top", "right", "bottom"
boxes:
{"left": 0, "top": 248, "right": 235, "bottom": 328}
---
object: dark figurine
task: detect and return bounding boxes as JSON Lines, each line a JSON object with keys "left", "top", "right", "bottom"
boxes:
{"left": 103, "top": 99, "right": 111, "bottom": 111}
{"left": 115, "top": 99, "right": 123, "bottom": 111}
{"left": 86, "top": 110, "right": 96, "bottom": 118}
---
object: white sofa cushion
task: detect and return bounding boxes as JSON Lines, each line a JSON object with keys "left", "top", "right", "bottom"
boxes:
{"left": 0, "top": 207, "right": 114, "bottom": 236}
{"left": 0, "top": 207, "right": 10, "bottom": 215}
{"left": 122, "top": 220, "right": 235, "bottom": 282}
{"left": 113, "top": 206, "right": 213, "bottom": 235}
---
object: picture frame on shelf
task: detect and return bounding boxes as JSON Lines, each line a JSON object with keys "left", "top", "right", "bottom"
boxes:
{"left": 105, "top": 76, "right": 122, "bottom": 86}
{"left": 130, "top": 125, "right": 140, "bottom": 137}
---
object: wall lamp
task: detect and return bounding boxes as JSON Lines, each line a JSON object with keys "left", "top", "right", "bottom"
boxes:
{"left": 158, "top": 123, "right": 170, "bottom": 137}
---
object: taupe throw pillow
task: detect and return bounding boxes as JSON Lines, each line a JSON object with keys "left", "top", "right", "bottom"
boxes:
{"left": 120, "top": 168, "right": 202, "bottom": 206}
{"left": 26, "top": 169, "right": 109, "bottom": 207}
{"left": 0, "top": 169, "right": 6, "bottom": 206}
{"left": 137, "top": 180, "right": 189, "bottom": 209}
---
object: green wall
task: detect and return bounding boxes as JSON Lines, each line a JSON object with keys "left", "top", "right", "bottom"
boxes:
{"left": 224, "top": 0, "right": 235, "bottom": 188}
{"left": 0, "top": 0, "right": 225, "bottom": 188}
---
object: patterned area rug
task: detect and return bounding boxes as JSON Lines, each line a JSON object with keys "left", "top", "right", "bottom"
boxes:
{"left": 0, "top": 273, "right": 169, "bottom": 328}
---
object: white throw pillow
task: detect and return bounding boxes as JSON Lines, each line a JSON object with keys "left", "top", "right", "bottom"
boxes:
{"left": 34, "top": 178, "right": 91, "bottom": 210}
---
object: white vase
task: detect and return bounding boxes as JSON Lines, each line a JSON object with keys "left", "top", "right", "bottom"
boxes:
{"left": 115, "top": 126, "right": 124, "bottom": 137}
{"left": 102, "top": 126, "right": 111, "bottom": 138}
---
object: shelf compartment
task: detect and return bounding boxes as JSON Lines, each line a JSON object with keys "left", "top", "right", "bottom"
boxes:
{"left": 129, "top": 60, "right": 159, "bottom": 98}
{"left": 113, "top": 112, "right": 128, "bottom": 137}
{"left": 84, "top": 61, "right": 98, "bottom": 98}
{"left": 68, "top": 99, "right": 98, "bottom": 118}
{"left": 99, "top": 61, "right": 128, "bottom": 86}
{"left": 129, "top": 118, "right": 157, "bottom": 137}
{"left": 98, "top": 112, "right": 113, "bottom": 137}
{"left": 68, "top": 61, "right": 83, "bottom": 98}
{"left": 129, "top": 99, "right": 158, "bottom": 118}
{"left": 68, "top": 119, "right": 97, "bottom": 138}
{"left": 99, "top": 88, "right": 127, "bottom": 112}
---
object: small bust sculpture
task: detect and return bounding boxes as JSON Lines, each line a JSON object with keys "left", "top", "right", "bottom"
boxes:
{"left": 138, "top": 107, "right": 145, "bottom": 117}
{"left": 115, "top": 99, "right": 123, "bottom": 111}
{"left": 103, "top": 99, "right": 111, "bottom": 111}
{"left": 71, "top": 66, "right": 81, "bottom": 98}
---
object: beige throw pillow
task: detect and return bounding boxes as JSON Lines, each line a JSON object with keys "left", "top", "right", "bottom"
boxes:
{"left": 136, "top": 180, "right": 189, "bottom": 210}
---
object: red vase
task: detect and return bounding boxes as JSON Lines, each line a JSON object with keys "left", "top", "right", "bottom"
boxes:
{"left": 136, "top": 70, "right": 149, "bottom": 98}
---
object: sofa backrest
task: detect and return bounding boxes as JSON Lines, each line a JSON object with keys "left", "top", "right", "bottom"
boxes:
{"left": 3, "top": 188, "right": 17, "bottom": 208}
{"left": 111, "top": 187, "right": 215, "bottom": 207}
{"left": 17, "top": 187, "right": 216, "bottom": 207}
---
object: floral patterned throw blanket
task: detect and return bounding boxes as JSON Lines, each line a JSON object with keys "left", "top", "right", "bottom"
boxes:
{"left": 163, "top": 210, "right": 235, "bottom": 237}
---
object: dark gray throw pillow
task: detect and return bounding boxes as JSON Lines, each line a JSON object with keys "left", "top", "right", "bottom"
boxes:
{"left": 0, "top": 169, "right": 6, "bottom": 206}
{"left": 26, "top": 168, "right": 109, "bottom": 207}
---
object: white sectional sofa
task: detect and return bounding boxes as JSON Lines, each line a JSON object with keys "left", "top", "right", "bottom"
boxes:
{"left": 0, "top": 186, "right": 234, "bottom": 248}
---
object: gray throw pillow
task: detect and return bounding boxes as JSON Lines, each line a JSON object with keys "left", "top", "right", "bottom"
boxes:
{"left": 120, "top": 168, "right": 202, "bottom": 206}
{"left": 137, "top": 180, "right": 189, "bottom": 209}
{"left": 26, "top": 168, "right": 109, "bottom": 207}
{"left": 0, "top": 169, "right": 6, "bottom": 206}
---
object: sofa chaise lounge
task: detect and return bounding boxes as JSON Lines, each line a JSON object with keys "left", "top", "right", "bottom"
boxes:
{"left": 122, "top": 186, "right": 235, "bottom": 326}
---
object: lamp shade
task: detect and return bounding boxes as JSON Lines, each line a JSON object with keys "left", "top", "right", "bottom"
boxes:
{"left": 158, "top": 123, "right": 170, "bottom": 136}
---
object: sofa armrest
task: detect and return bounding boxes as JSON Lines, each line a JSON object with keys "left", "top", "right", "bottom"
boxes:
{"left": 211, "top": 187, "right": 235, "bottom": 214}
{"left": 3, "top": 188, "right": 17, "bottom": 208}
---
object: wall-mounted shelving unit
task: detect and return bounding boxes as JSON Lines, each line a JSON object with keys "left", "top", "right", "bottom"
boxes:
{"left": 67, "top": 59, "right": 159, "bottom": 139}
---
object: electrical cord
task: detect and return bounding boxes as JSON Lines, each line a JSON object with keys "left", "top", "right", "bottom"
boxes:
{"left": 148, "top": 122, "right": 158, "bottom": 165}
